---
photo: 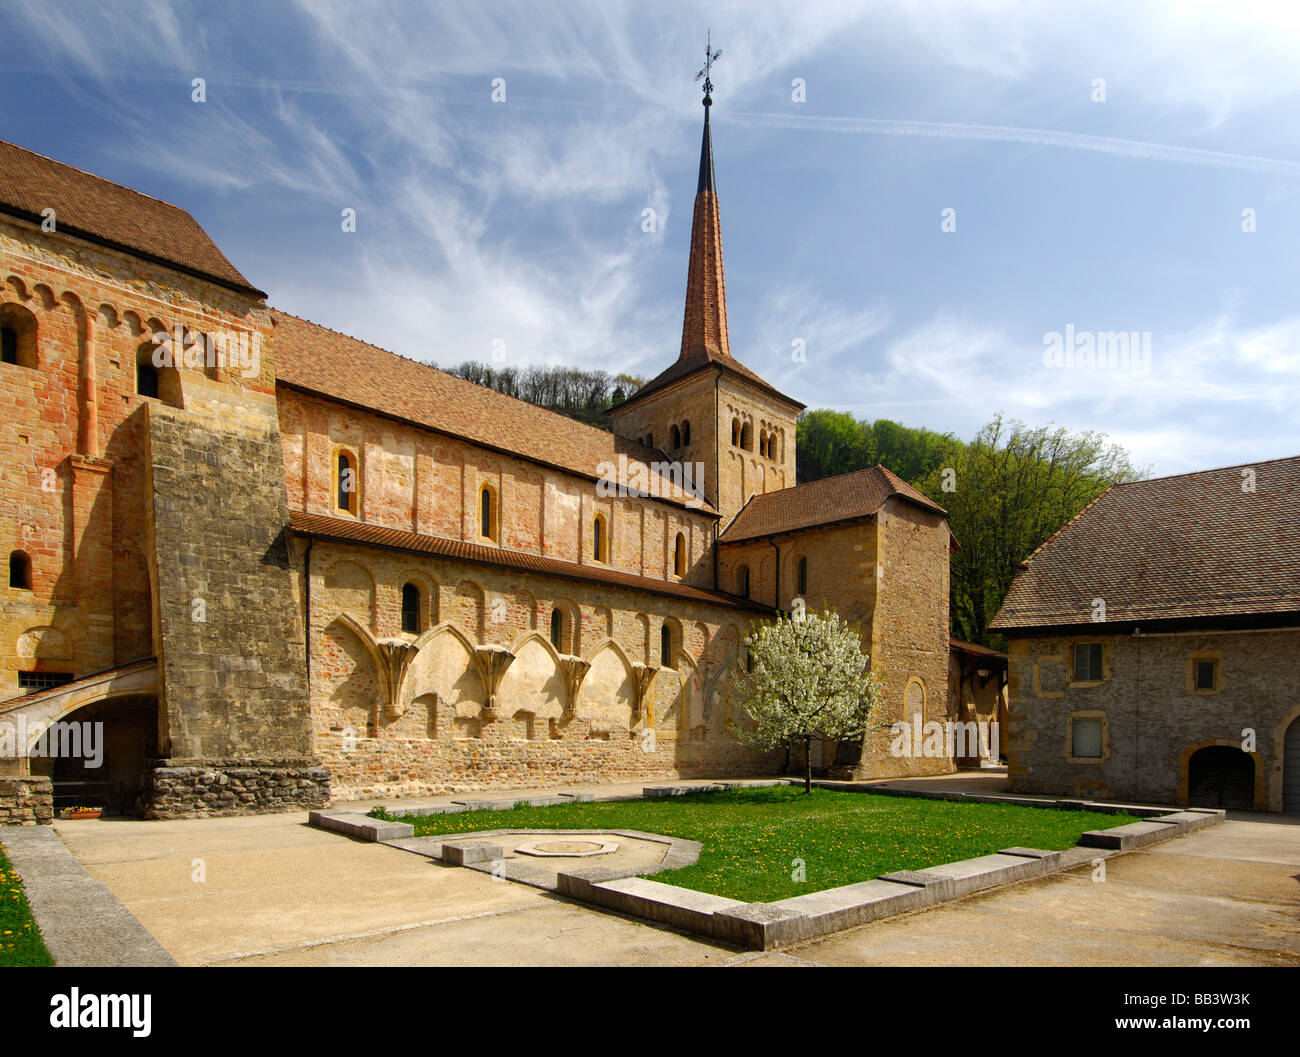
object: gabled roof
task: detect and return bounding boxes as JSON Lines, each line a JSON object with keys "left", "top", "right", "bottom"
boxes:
{"left": 990, "top": 455, "right": 1300, "bottom": 631}
{"left": 289, "top": 511, "right": 768, "bottom": 613}
{"left": 718, "top": 464, "right": 947, "bottom": 544}
{"left": 0, "top": 139, "right": 260, "bottom": 295}
{"left": 613, "top": 345, "right": 805, "bottom": 413}
{"left": 270, "top": 310, "right": 716, "bottom": 515}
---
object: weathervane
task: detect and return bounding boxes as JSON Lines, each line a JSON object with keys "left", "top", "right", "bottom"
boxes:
{"left": 695, "top": 31, "right": 722, "bottom": 106}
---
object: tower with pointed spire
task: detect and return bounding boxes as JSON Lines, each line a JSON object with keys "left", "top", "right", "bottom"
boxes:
{"left": 611, "top": 43, "right": 804, "bottom": 531}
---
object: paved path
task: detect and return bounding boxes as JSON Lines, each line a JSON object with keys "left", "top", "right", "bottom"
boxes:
{"left": 45, "top": 779, "right": 1300, "bottom": 966}
{"left": 2, "top": 826, "right": 176, "bottom": 966}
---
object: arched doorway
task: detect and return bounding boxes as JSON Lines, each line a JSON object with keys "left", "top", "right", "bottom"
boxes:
{"left": 1187, "top": 745, "right": 1255, "bottom": 810}
{"left": 28, "top": 695, "right": 159, "bottom": 817}
{"left": 1284, "top": 716, "right": 1300, "bottom": 814}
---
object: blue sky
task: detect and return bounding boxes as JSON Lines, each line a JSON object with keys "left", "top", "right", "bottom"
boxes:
{"left": 3, "top": 0, "right": 1299, "bottom": 476}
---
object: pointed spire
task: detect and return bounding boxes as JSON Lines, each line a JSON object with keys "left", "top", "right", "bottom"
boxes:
{"left": 680, "top": 45, "right": 729, "bottom": 362}
{"left": 697, "top": 98, "right": 716, "bottom": 193}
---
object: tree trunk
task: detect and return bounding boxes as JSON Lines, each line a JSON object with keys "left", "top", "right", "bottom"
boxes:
{"left": 804, "top": 736, "right": 812, "bottom": 793}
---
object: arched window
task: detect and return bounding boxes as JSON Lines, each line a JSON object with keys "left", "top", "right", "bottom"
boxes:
{"left": 136, "top": 357, "right": 159, "bottom": 398}
{"left": 550, "top": 607, "right": 564, "bottom": 650}
{"left": 758, "top": 432, "right": 767, "bottom": 458}
{"left": 740, "top": 422, "right": 752, "bottom": 451}
{"left": 797, "top": 556, "right": 808, "bottom": 597}
{"left": 645, "top": 431, "right": 653, "bottom": 449}
{"left": 335, "top": 451, "right": 358, "bottom": 514}
{"left": 401, "top": 582, "right": 421, "bottom": 634}
{"left": 479, "top": 484, "right": 498, "bottom": 541}
{"left": 136, "top": 338, "right": 181, "bottom": 406}
{"left": 673, "top": 532, "right": 687, "bottom": 577}
{"left": 670, "top": 425, "right": 681, "bottom": 449}
{"left": 0, "top": 304, "right": 38, "bottom": 369}
{"left": 9, "top": 550, "right": 32, "bottom": 590}
{"left": 660, "top": 624, "right": 674, "bottom": 668}
{"left": 731, "top": 419, "right": 740, "bottom": 446}
{"left": 682, "top": 421, "right": 691, "bottom": 445}
{"left": 771, "top": 432, "right": 781, "bottom": 462}
{"left": 592, "top": 514, "right": 607, "bottom": 562}
{"left": 737, "top": 564, "right": 750, "bottom": 598}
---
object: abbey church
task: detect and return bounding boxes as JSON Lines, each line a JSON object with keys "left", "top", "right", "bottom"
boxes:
{"left": 0, "top": 95, "right": 972, "bottom": 820}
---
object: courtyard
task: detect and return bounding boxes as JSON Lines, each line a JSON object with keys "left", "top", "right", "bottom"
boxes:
{"left": 17, "top": 776, "right": 1299, "bottom": 967}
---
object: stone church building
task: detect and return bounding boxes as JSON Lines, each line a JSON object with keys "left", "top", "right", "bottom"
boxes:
{"left": 0, "top": 97, "right": 956, "bottom": 820}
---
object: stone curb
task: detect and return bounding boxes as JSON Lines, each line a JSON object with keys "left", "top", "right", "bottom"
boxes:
{"left": 308, "top": 810, "right": 414, "bottom": 841}
{"left": 308, "top": 791, "right": 603, "bottom": 842}
{"left": 311, "top": 782, "right": 1229, "bottom": 950}
{"left": 1, "top": 827, "right": 177, "bottom": 967}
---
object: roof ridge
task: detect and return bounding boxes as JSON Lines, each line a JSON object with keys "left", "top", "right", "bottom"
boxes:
{"left": 270, "top": 307, "right": 664, "bottom": 459}
{"left": 1110, "top": 453, "right": 1300, "bottom": 487}
{"left": 1, "top": 138, "right": 193, "bottom": 213}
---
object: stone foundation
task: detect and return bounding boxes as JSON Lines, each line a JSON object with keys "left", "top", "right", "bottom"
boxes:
{"left": 0, "top": 776, "right": 54, "bottom": 826}
{"left": 322, "top": 733, "right": 776, "bottom": 801}
{"left": 142, "top": 759, "right": 330, "bottom": 819}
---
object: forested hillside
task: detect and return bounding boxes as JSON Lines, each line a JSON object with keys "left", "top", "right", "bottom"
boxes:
{"left": 797, "top": 410, "right": 1145, "bottom": 645}
{"left": 440, "top": 361, "right": 644, "bottom": 428}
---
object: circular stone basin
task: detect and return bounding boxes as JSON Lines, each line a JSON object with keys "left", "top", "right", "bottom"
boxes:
{"left": 514, "top": 838, "right": 619, "bottom": 858}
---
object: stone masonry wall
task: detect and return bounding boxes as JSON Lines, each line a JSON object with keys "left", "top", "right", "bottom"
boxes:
{"left": 0, "top": 775, "right": 52, "bottom": 826}
{"left": 1006, "top": 628, "right": 1300, "bottom": 809}
{"left": 145, "top": 394, "right": 326, "bottom": 812}
{"left": 306, "top": 538, "right": 777, "bottom": 800}
{"left": 143, "top": 761, "right": 328, "bottom": 819}
{"left": 278, "top": 387, "right": 718, "bottom": 588}
{"left": 1, "top": 214, "right": 270, "bottom": 701}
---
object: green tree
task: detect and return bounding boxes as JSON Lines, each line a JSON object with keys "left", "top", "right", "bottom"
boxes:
{"left": 795, "top": 409, "right": 872, "bottom": 481}
{"left": 730, "top": 610, "right": 882, "bottom": 792}
{"left": 919, "top": 414, "right": 1145, "bottom": 645}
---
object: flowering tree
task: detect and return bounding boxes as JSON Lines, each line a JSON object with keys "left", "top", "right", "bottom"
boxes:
{"left": 729, "top": 609, "right": 882, "bottom": 793}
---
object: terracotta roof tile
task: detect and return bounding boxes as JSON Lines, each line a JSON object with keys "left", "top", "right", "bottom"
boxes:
{"left": 990, "top": 455, "right": 1300, "bottom": 630}
{"left": 0, "top": 139, "right": 257, "bottom": 294}
{"left": 718, "top": 464, "right": 946, "bottom": 543}
{"left": 270, "top": 310, "right": 716, "bottom": 515}
{"left": 289, "top": 511, "right": 768, "bottom": 613}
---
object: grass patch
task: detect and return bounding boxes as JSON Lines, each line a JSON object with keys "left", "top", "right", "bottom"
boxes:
{"left": 377, "top": 786, "right": 1134, "bottom": 903}
{"left": 0, "top": 843, "right": 54, "bottom": 967}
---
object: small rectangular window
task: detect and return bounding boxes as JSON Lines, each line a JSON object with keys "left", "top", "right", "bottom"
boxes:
{"left": 18, "top": 671, "right": 74, "bottom": 693}
{"left": 1194, "top": 659, "right": 1217, "bottom": 691}
{"left": 1073, "top": 642, "right": 1103, "bottom": 682}
{"left": 1071, "top": 716, "right": 1103, "bottom": 758}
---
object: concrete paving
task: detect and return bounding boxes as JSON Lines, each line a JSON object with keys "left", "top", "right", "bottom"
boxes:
{"left": 1, "top": 825, "right": 176, "bottom": 966}
{"left": 43, "top": 778, "right": 1300, "bottom": 967}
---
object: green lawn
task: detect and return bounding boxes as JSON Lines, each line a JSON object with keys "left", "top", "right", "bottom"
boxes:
{"left": 377, "top": 786, "right": 1134, "bottom": 903}
{"left": 0, "top": 843, "right": 54, "bottom": 967}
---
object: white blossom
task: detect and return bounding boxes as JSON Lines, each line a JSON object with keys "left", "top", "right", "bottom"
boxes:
{"left": 729, "top": 609, "right": 881, "bottom": 791}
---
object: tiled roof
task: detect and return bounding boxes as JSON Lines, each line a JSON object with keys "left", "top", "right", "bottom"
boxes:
{"left": 950, "top": 637, "right": 1007, "bottom": 661}
{"left": 990, "top": 455, "right": 1300, "bottom": 630}
{"left": 0, "top": 139, "right": 258, "bottom": 294}
{"left": 718, "top": 465, "right": 947, "bottom": 544}
{"left": 288, "top": 511, "right": 769, "bottom": 613}
{"left": 614, "top": 345, "right": 805, "bottom": 413}
{"left": 270, "top": 310, "right": 716, "bottom": 515}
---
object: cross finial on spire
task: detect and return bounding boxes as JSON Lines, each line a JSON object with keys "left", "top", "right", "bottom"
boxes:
{"left": 694, "top": 30, "right": 722, "bottom": 106}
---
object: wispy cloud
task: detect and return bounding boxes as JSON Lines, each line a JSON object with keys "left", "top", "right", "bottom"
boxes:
{"left": 730, "top": 112, "right": 1300, "bottom": 177}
